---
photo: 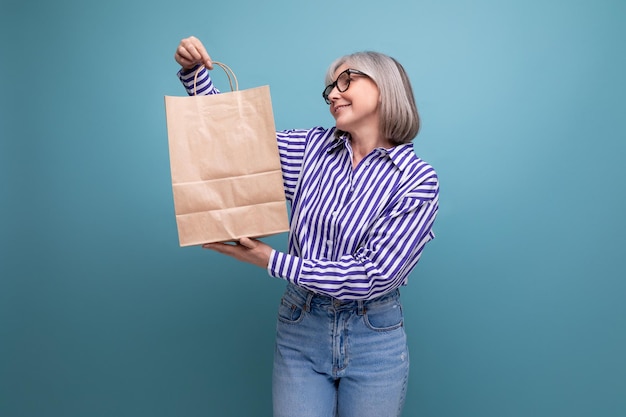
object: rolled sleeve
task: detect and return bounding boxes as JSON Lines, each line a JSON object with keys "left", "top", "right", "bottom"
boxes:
{"left": 268, "top": 250, "right": 303, "bottom": 285}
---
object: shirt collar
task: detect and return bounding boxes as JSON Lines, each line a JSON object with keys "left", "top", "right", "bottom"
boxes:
{"left": 327, "top": 133, "right": 416, "bottom": 172}
{"left": 327, "top": 132, "right": 348, "bottom": 153}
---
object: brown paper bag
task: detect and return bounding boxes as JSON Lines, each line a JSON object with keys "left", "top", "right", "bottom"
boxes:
{"left": 164, "top": 63, "right": 289, "bottom": 246}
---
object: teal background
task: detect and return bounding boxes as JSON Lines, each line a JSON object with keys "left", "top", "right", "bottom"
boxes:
{"left": 1, "top": 0, "right": 625, "bottom": 416}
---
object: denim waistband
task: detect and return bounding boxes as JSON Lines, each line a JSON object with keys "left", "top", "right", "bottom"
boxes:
{"left": 283, "top": 283, "right": 401, "bottom": 315}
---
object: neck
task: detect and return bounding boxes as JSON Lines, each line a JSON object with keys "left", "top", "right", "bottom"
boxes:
{"left": 349, "top": 131, "right": 392, "bottom": 168}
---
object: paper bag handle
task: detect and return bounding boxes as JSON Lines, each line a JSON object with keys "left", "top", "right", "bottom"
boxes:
{"left": 193, "top": 62, "right": 239, "bottom": 95}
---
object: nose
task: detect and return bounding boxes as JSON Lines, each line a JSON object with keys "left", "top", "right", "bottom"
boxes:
{"left": 327, "top": 85, "right": 340, "bottom": 102}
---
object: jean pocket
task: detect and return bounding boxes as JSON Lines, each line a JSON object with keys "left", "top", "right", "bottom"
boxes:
{"left": 277, "top": 297, "right": 305, "bottom": 324}
{"left": 363, "top": 303, "right": 403, "bottom": 331}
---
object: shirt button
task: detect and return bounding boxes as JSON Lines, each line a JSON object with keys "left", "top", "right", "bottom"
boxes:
{"left": 326, "top": 240, "right": 333, "bottom": 246}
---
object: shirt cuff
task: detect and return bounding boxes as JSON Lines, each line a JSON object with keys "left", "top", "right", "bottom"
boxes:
{"left": 177, "top": 65, "right": 214, "bottom": 96}
{"left": 177, "top": 65, "right": 201, "bottom": 81}
{"left": 268, "top": 250, "right": 303, "bottom": 285}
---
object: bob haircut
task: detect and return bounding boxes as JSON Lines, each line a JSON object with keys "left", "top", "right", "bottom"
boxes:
{"left": 325, "top": 51, "right": 420, "bottom": 145}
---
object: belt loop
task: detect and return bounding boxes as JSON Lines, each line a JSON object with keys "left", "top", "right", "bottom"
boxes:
{"left": 304, "top": 291, "right": 314, "bottom": 312}
{"left": 357, "top": 300, "right": 366, "bottom": 316}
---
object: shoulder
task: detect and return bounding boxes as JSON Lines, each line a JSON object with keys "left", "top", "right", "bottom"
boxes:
{"left": 390, "top": 144, "right": 437, "bottom": 181}
{"left": 409, "top": 156, "right": 437, "bottom": 182}
{"left": 394, "top": 148, "right": 439, "bottom": 201}
{"left": 277, "top": 126, "right": 337, "bottom": 147}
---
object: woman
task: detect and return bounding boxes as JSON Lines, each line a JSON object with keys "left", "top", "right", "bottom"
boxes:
{"left": 174, "top": 36, "right": 439, "bottom": 417}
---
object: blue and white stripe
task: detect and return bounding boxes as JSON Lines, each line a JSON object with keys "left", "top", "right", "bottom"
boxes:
{"left": 178, "top": 65, "right": 216, "bottom": 95}
{"left": 179, "top": 66, "right": 439, "bottom": 300}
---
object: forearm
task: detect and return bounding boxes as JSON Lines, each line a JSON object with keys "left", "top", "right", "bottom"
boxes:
{"left": 268, "top": 222, "right": 435, "bottom": 301}
{"left": 268, "top": 184, "right": 439, "bottom": 300}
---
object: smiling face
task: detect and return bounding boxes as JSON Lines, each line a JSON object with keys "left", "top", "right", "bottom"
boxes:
{"left": 327, "top": 64, "right": 381, "bottom": 137}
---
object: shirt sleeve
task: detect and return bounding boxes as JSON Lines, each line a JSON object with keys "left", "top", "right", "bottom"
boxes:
{"left": 275, "top": 127, "right": 332, "bottom": 202}
{"left": 177, "top": 65, "right": 220, "bottom": 96}
{"left": 268, "top": 172, "right": 440, "bottom": 300}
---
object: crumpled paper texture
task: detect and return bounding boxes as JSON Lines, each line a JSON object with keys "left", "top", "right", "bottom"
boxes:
{"left": 164, "top": 85, "right": 289, "bottom": 246}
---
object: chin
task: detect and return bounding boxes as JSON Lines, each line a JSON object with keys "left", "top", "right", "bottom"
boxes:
{"left": 334, "top": 120, "right": 348, "bottom": 131}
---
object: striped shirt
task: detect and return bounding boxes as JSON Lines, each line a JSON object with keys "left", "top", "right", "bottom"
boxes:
{"left": 179, "top": 66, "right": 439, "bottom": 300}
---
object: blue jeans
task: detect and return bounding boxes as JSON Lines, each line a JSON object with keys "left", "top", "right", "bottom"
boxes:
{"left": 272, "top": 283, "right": 409, "bottom": 417}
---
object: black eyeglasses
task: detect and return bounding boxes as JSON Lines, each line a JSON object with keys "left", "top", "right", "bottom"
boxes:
{"left": 322, "top": 69, "right": 369, "bottom": 104}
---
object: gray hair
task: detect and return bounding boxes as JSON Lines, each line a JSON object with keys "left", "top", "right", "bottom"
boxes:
{"left": 325, "top": 51, "right": 420, "bottom": 144}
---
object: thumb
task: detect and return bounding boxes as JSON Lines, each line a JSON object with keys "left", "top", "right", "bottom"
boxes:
{"left": 238, "top": 237, "right": 256, "bottom": 249}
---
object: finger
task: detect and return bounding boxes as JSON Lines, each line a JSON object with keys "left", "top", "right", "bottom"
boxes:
{"left": 239, "top": 237, "right": 257, "bottom": 249}
{"left": 181, "top": 37, "right": 213, "bottom": 70}
{"left": 202, "top": 241, "right": 240, "bottom": 255}
{"left": 203, "top": 241, "right": 230, "bottom": 249}
{"left": 193, "top": 40, "right": 213, "bottom": 70}
{"left": 175, "top": 45, "right": 198, "bottom": 69}
{"left": 178, "top": 44, "right": 201, "bottom": 63}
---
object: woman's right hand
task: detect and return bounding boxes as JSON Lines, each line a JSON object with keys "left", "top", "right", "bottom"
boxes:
{"left": 174, "top": 36, "right": 213, "bottom": 70}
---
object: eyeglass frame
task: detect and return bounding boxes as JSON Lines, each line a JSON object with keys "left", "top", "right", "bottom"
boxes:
{"left": 322, "top": 68, "right": 370, "bottom": 104}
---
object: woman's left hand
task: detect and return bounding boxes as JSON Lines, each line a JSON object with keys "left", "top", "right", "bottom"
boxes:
{"left": 202, "top": 237, "right": 272, "bottom": 269}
